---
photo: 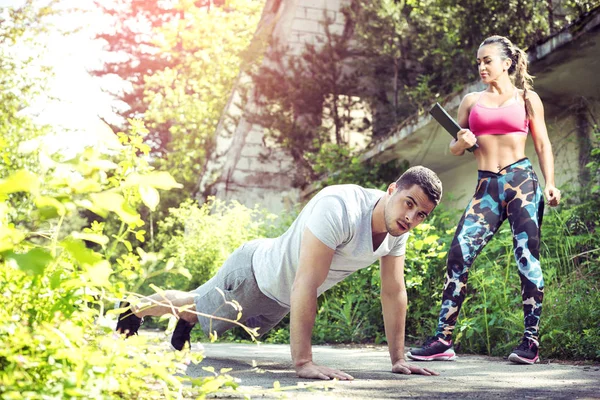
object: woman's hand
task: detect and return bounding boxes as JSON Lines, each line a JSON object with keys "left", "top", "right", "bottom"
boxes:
{"left": 451, "top": 129, "right": 477, "bottom": 155}
{"left": 544, "top": 184, "right": 561, "bottom": 207}
{"left": 457, "top": 129, "right": 477, "bottom": 150}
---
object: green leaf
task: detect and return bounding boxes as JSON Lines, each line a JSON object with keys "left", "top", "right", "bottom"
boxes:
{"left": 74, "top": 199, "right": 108, "bottom": 218}
{"left": 90, "top": 192, "right": 141, "bottom": 225}
{"left": 49, "top": 270, "right": 63, "bottom": 289}
{"left": 86, "top": 159, "right": 118, "bottom": 171}
{"left": 125, "top": 172, "right": 183, "bottom": 190}
{"left": 135, "top": 229, "right": 146, "bottom": 243}
{"left": 0, "top": 170, "right": 39, "bottom": 195}
{"left": 4, "top": 248, "right": 53, "bottom": 275}
{"left": 149, "top": 283, "right": 166, "bottom": 297}
{"left": 84, "top": 261, "right": 113, "bottom": 287}
{"left": 176, "top": 267, "right": 192, "bottom": 280}
{"left": 123, "top": 239, "right": 133, "bottom": 252}
{"left": 0, "top": 225, "right": 26, "bottom": 252}
{"left": 90, "top": 192, "right": 124, "bottom": 211}
{"left": 71, "top": 179, "right": 102, "bottom": 194}
{"left": 62, "top": 237, "right": 104, "bottom": 265}
{"left": 423, "top": 235, "right": 440, "bottom": 244}
{"left": 164, "top": 258, "right": 175, "bottom": 271}
{"left": 71, "top": 231, "right": 109, "bottom": 246}
{"left": 139, "top": 185, "right": 160, "bottom": 211}
{"left": 106, "top": 307, "right": 129, "bottom": 316}
{"left": 116, "top": 206, "right": 141, "bottom": 226}
{"left": 34, "top": 196, "right": 66, "bottom": 216}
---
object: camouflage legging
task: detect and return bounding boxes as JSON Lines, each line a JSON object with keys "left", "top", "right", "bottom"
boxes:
{"left": 436, "top": 158, "right": 545, "bottom": 341}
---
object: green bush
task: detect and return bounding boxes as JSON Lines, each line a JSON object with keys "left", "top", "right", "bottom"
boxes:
{"left": 542, "top": 273, "right": 600, "bottom": 360}
{"left": 152, "top": 198, "right": 279, "bottom": 292}
{"left": 313, "top": 265, "right": 385, "bottom": 344}
{"left": 0, "top": 120, "right": 238, "bottom": 398}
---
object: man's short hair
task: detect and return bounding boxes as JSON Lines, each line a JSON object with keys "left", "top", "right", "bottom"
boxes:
{"left": 395, "top": 166, "right": 443, "bottom": 206}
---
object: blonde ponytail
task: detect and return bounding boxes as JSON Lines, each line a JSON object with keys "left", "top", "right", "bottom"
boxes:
{"left": 513, "top": 47, "right": 535, "bottom": 118}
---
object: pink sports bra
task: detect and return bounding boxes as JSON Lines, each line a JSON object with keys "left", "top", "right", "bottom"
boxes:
{"left": 468, "top": 90, "right": 529, "bottom": 136}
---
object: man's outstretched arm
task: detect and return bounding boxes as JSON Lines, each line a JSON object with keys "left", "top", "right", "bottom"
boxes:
{"left": 380, "top": 255, "right": 438, "bottom": 376}
{"left": 290, "top": 228, "right": 354, "bottom": 380}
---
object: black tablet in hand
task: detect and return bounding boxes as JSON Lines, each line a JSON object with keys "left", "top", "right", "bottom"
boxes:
{"left": 429, "top": 103, "right": 478, "bottom": 152}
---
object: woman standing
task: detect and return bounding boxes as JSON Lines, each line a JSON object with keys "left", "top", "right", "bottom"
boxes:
{"left": 408, "top": 35, "right": 560, "bottom": 364}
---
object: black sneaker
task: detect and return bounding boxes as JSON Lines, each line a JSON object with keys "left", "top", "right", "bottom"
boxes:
{"left": 407, "top": 336, "right": 457, "bottom": 361}
{"left": 171, "top": 318, "right": 195, "bottom": 351}
{"left": 508, "top": 337, "right": 539, "bottom": 364}
{"left": 115, "top": 302, "right": 142, "bottom": 337}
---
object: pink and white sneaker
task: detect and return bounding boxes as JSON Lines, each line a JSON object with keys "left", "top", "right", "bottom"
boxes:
{"left": 407, "top": 336, "right": 457, "bottom": 361}
{"left": 508, "top": 337, "right": 540, "bottom": 364}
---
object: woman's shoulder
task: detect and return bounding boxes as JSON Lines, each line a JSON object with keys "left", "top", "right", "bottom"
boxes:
{"left": 462, "top": 91, "right": 481, "bottom": 104}
{"left": 459, "top": 91, "right": 481, "bottom": 112}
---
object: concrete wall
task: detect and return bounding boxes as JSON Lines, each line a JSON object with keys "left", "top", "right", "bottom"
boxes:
{"left": 199, "top": 0, "right": 350, "bottom": 215}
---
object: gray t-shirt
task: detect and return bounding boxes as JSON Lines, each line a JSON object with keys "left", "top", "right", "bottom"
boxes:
{"left": 252, "top": 184, "right": 408, "bottom": 308}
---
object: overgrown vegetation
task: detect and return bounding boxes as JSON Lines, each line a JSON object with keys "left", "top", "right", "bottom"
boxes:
{"left": 0, "top": 120, "right": 240, "bottom": 398}
{"left": 183, "top": 134, "right": 599, "bottom": 361}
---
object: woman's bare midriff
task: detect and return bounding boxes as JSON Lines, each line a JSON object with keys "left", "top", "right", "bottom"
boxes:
{"left": 473, "top": 134, "right": 528, "bottom": 172}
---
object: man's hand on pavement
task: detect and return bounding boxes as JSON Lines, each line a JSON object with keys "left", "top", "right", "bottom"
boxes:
{"left": 392, "top": 359, "right": 439, "bottom": 376}
{"left": 295, "top": 361, "right": 354, "bottom": 380}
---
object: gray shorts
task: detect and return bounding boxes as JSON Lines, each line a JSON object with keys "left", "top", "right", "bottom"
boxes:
{"left": 191, "top": 240, "right": 289, "bottom": 338}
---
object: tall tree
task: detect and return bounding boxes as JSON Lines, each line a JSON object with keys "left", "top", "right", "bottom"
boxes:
{"left": 92, "top": 0, "right": 264, "bottom": 237}
{"left": 92, "top": 0, "right": 241, "bottom": 153}
{"left": 92, "top": 0, "right": 184, "bottom": 151}
{"left": 347, "top": 0, "right": 552, "bottom": 130}
{"left": 143, "top": 0, "right": 264, "bottom": 196}
{"left": 244, "top": 19, "right": 368, "bottom": 187}
{"left": 94, "top": 0, "right": 263, "bottom": 189}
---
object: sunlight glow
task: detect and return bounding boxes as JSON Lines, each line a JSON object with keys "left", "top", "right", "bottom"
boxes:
{"left": 8, "top": 0, "right": 128, "bottom": 150}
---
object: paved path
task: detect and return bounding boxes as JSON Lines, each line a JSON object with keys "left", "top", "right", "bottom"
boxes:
{"left": 185, "top": 342, "right": 600, "bottom": 399}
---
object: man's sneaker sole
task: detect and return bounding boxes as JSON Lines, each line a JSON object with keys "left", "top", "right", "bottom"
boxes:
{"left": 508, "top": 353, "right": 539, "bottom": 364}
{"left": 407, "top": 350, "right": 457, "bottom": 361}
